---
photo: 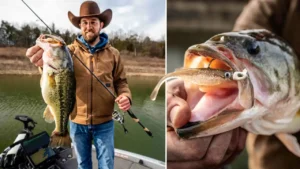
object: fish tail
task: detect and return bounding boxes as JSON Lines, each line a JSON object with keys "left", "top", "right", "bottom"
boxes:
{"left": 50, "top": 131, "right": 71, "bottom": 148}
{"left": 150, "top": 75, "right": 179, "bottom": 101}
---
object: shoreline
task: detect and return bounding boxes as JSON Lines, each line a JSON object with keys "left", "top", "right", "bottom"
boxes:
{"left": 0, "top": 47, "right": 165, "bottom": 78}
{"left": 0, "top": 71, "right": 165, "bottom": 77}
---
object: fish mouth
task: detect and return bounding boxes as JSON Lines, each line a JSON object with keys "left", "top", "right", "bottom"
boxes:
{"left": 176, "top": 44, "right": 254, "bottom": 138}
{"left": 37, "top": 34, "right": 66, "bottom": 47}
{"left": 47, "top": 63, "right": 58, "bottom": 71}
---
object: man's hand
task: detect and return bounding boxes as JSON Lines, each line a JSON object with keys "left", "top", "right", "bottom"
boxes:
{"left": 115, "top": 95, "right": 131, "bottom": 111}
{"left": 26, "top": 45, "right": 44, "bottom": 67}
{"left": 167, "top": 79, "right": 247, "bottom": 169}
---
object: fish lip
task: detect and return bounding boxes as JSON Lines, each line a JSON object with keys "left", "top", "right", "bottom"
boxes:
{"left": 177, "top": 44, "right": 255, "bottom": 135}
{"left": 36, "top": 34, "right": 66, "bottom": 46}
{"left": 186, "top": 44, "right": 238, "bottom": 72}
{"left": 176, "top": 109, "right": 244, "bottom": 138}
{"left": 187, "top": 44, "right": 254, "bottom": 107}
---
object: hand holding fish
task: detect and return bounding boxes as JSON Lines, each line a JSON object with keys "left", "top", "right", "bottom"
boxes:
{"left": 153, "top": 29, "right": 300, "bottom": 161}
{"left": 25, "top": 44, "right": 44, "bottom": 67}
{"left": 167, "top": 79, "right": 247, "bottom": 169}
{"left": 115, "top": 95, "right": 131, "bottom": 111}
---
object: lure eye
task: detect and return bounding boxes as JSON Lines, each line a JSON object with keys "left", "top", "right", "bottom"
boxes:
{"left": 224, "top": 72, "right": 232, "bottom": 79}
{"left": 247, "top": 42, "right": 260, "bottom": 55}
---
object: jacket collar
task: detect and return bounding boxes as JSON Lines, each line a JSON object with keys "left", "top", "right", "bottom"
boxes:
{"left": 76, "top": 33, "right": 109, "bottom": 54}
{"left": 74, "top": 37, "right": 111, "bottom": 54}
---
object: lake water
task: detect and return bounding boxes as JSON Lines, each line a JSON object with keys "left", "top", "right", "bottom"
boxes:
{"left": 0, "top": 75, "right": 165, "bottom": 162}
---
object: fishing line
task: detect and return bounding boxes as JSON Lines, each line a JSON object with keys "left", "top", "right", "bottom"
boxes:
{"left": 21, "top": 0, "right": 153, "bottom": 138}
{"left": 73, "top": 52, "right": 153, "bottom": 137}
{"left": 21, "top": 0, "right": 54, "bottom": 33}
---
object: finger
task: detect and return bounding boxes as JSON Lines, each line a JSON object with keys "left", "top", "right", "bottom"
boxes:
{"left": 167, "top": 92, "right": 191, "bottom": 128}
{"left": 118, "top": 99, "right": 129, "bottom": 105}
{"left": 30, "top": 49, "right": 44, "bottom": 64}
{"left": 115, "top": 95, "right": 122, "bottom": 102}
{"left": 168, "top": 160, "right": 212, "bottom": 169}
{"left": 119, "top": 101, "right": 130, "bottom": 108}
{"left": 26, "top": 45, "right": 42, "bottom": 58}
{"left": 220, "top": 128, "right": 240, "bottom": 164}
{"left": 166, "top": 79, "right": 187, "bottom": 100}
{"left": 35, "top": 58, "right": 44, "bottom": 67}
{"left": 222, "top": 128, "right": 248, "bottom": 166}
{"left": 119, "top": 104, "right": 130, "bottom": 111}
{"left": 118, "top": 96, "right": 129, "bottom": 104}
{"left": 202, "top": 130, "right": 233, "bottom": 167}
{"left": 236, "top": 128, "right": 247, "bottom": 153}
{"left": 167, "top": 130, "right": 212, "bottom": 161}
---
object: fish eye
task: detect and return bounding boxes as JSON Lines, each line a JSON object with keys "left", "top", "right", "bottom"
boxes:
{"left": 247, "top": 42, "right": 260, "bottom": 55}
{"left": 224, "top": 72, "right": 231, "bottom": 78}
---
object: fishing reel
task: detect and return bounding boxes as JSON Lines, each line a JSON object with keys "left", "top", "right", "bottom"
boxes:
{"left": 112, "top": 110, "right": 128, "bottom": 134}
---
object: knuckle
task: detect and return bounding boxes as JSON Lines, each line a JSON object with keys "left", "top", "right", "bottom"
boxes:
{"left": 25, "top": 49, "right": 32, "bottom": 58}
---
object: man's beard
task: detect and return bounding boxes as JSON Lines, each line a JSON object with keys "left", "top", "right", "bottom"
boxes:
{"left": 83, "top": 32, "right": 99, "bottom": 44}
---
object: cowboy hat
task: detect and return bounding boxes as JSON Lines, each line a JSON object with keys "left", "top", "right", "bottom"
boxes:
{"left": 68, "top": 1, "right": 112, "bottom": 29}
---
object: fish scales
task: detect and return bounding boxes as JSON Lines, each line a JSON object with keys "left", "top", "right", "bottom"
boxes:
{"left": 37, "top": 34, "right": 76, "bottom": 148}
{"left": 155, "top": 29, "right": 300, "bottom": 157}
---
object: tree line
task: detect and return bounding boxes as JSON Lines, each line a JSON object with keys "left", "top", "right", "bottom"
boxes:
{"left": 0, "top": 20, "right": 165, "bottom": 58}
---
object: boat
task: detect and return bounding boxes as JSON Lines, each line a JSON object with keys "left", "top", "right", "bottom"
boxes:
{"left": 55, "top": 145, "right": 165, "bottom": 169}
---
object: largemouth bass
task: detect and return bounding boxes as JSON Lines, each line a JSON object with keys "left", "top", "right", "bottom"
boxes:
{"left": 36, "top": 34, "right": 76, "bottom": 148}
{"left": 163, "top": 29, "right": 300, "bottom": 157}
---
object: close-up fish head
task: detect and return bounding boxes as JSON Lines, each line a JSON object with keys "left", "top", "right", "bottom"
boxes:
{"left": 36, "top": 34, "right": 72, "bottom": 73}
{"left": 178, "top": 29, "right": 300, "bottom": 140}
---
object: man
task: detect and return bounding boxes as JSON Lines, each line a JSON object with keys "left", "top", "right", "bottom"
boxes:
{"left": 26, "top": 1, "right": 131, "bottom": 169}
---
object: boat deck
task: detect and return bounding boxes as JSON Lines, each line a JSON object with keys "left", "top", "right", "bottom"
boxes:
{"left": 55, "top": 147, "right": 165, "bottom": 169}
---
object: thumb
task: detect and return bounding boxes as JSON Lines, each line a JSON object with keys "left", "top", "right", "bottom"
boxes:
{"left": 167, "top": 93, "right": 191, "bottom": 128}
{"left": 115, "top": 95, "right": 122, "bottom": 102}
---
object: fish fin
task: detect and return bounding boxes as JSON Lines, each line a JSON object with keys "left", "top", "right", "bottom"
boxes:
{"left": 43, "top": 106, "right": 54, "bottom": 123}
{"left": 47, "top": 74, "right": 56, "bottom": 88}
{"left": 50, "top": 131, "right": 71, "bottom": 148}
{"left": 276, "top": 133, "right": 300, "bottom": 158}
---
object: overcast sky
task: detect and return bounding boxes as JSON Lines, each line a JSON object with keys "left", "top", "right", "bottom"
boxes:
{"left": 0, "top": 0, "right": 166, "bottom": 41}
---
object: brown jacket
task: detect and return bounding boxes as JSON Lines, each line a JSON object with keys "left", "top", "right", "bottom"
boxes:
{"left": 67, "top": 39, "right": 131, "bottom": 125}
{"left": 233, "top": 0, "right": 300, "bottom": 168}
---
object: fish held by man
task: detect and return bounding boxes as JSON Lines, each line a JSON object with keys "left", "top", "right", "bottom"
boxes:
{"left": 36, "top": 34, "right": 76, "bottom": 148}
{"left": 161, "top": 29, "right": 300, "bottom": 157}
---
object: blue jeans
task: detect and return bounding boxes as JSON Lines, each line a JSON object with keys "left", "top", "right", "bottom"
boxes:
{"left": 70, "top": 120, "right": 114, "bottom": 169}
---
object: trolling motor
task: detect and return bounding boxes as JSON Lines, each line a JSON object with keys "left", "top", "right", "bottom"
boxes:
{"left": 112, "top": 110, "right": 128, "bottom": 134}
{"left": 0, "top": 115, "right": 78, "bottom": 169}
{"left": 0, "top": 115, "right": 36, "bottom": 168}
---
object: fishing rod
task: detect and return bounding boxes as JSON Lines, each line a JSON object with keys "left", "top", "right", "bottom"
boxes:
{"left": 21, "top": 0, "right": 153, "bottom": 138}
{"left": 74, "top": 54, "right": 153, "bottom": 137}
